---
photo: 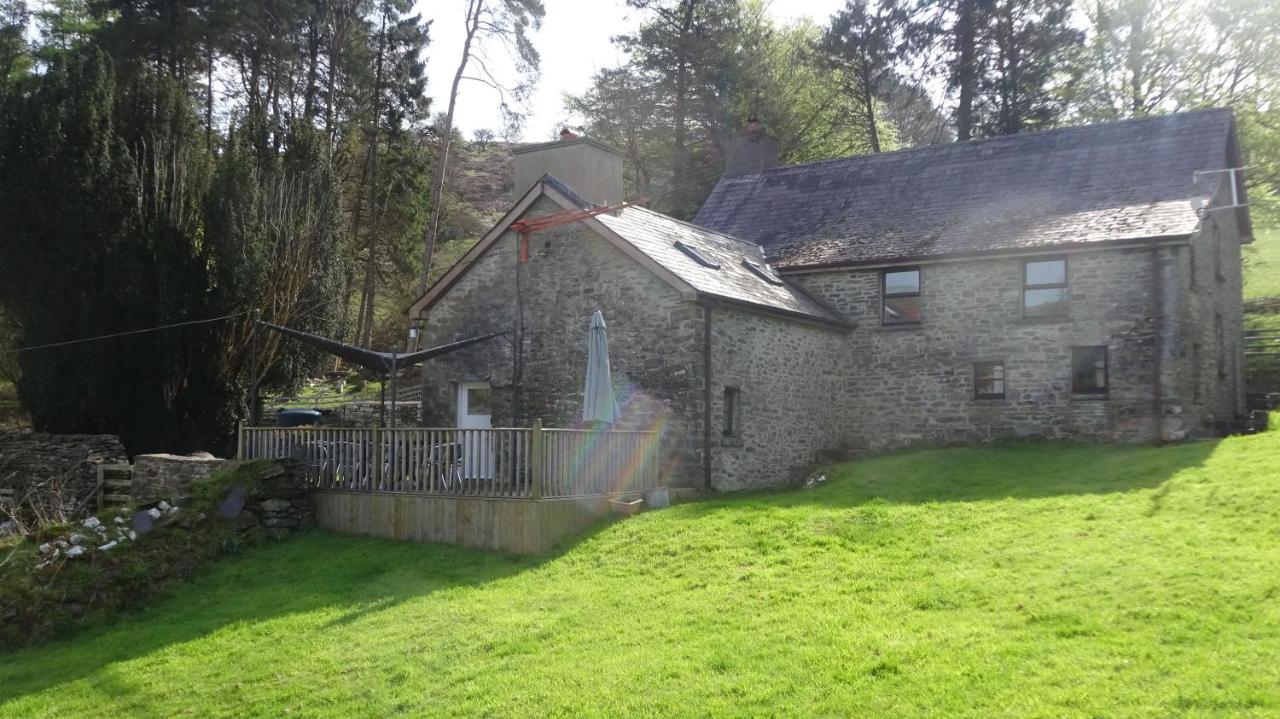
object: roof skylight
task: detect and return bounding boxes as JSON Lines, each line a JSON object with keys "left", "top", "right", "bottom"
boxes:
{"left": 674, "top": 241, "right": 720, "bottom": 269}
{"left": 743, "top": 259, "right": 784, "bottom": 285}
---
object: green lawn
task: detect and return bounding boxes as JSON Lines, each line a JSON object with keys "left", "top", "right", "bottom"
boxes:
{"left": 3, "top": 428, "right": 1280, "bottom": 717}
{"left": 1245, "top": 226, "right": 1280, "bottom": 299}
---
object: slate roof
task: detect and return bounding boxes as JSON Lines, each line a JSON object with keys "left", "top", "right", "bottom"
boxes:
{"left": 592, "top": 205, "right": 847, "bottom": 325}
{"left": 694, "top": 109, "right": 1240, "bottom": 268}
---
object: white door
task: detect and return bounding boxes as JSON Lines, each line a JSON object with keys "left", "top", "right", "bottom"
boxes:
{"left": 456, "top": 382, "right": 493, "bottom": 479}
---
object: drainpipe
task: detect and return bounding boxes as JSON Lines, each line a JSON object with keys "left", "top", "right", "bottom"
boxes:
{"left": 702, "top": 301, "right": 714, "bottom": 491}
{"left": 513, "top": 233, "right": 526, "bottom": 426}
{"left": 1151, "top": 247, "right": 1165, "bottom": 442}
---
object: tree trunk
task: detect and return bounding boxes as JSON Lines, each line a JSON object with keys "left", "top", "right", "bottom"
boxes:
{"left": 669, "top": 1, "right": 697, "bottom": 218}
{"left": 347, "top": 142, "right": 376, "bottom": 343}
{"left": 420, "top": 0, "right": 483, "bottom": 295}
{"left": 1127, "top": 12, "right": 1147, "bottom": 116}
{"left": 861, "top": 63, "right": 881, "bottom": 153}
{"left": 205, "top": 38, "right": 214, "bottom": 153}
{"left": 954, "top": 0, "right": 977, "bottom": 141}
{"left": 358, "top": 7, "right": 389, "bottom": 348}
{"left": 304, "top": 5, "right": 322, "bottom": 121}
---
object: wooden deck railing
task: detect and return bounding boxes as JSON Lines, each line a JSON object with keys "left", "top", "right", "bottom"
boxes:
{"left": 237, "top": 421, "right": 662, "bottom": 499}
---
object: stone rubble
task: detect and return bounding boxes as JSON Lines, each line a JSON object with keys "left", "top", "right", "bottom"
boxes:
{"left": 31, "top": 503, "right": 183, "bottom": 571}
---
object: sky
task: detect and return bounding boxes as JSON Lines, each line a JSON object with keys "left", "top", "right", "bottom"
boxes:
{"left": 414, "top": 0, "right": 849, "bottom": 143}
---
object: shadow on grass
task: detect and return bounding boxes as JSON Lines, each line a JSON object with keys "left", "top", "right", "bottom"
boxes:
{"left": 0, "top": 526, "right": 599, "bottom": 705}
{"left": 680, "top": 439, "right": 1221, "bottom": 518}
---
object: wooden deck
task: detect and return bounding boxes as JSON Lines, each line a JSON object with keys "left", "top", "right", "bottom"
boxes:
{"left": 312, "top": 491, "right": 623, "bottom": 554}
{"left": 239, "top": 423, "right": 664, "bottom": 553}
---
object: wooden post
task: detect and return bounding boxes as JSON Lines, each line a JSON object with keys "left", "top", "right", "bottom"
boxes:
{"left": 236, "top": 421, "right": 245, "bottom": 460}
{"left": 95, "top": 464, "right": 105, "bottom": 514}
{"left": 530, "top": 418, "right": 543, "bottom": 499}
{"left": 372, "top": 425, "right": 384, "bottom": 491}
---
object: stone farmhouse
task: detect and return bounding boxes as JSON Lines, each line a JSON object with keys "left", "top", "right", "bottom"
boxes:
{"left": 409, "top": 109, "right": 1251, "bottom": 491}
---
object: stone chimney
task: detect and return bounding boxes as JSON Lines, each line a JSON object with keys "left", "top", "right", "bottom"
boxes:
{"left": 723, "top": 116, "right": 779, "bottom": 178}
{"left": 511, "top": 130, "right": 624, "bottom": 206}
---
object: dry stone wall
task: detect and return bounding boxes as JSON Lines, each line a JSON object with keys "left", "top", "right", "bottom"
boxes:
{"left": 0, "top": 432, "right": 128, "bottom": 509}
{"left": 131, "top": 453, "right": 231, "bottom": 504}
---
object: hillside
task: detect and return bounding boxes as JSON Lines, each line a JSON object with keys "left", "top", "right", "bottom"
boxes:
{"left": 2, "top": 425, "right": 1278, "bottom": 717}
{"left": 1246, "top": 227, "right": 1280, "bottom": 300}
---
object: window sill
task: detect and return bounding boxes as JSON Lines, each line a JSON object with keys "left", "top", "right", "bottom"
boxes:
{"left": 972, "top": 397, "right": 1007, "bottom": 403}
{"left": 1070, "top": 393, "right": 1109, "bottom": 401}
{"left": 1017, "top": 316, "right": 1071, "bottom": 325}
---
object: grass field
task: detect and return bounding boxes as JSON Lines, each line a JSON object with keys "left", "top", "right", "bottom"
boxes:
{"left": 2, "top": 426, "right": 1278, "bottom": 717}
{"left": 1245, "top": 226, "right": 1280, "bottom": 299}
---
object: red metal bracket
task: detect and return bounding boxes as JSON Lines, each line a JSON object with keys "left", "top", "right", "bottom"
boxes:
{"left": 512, "top": 198, "right": 649, "bottom": 263}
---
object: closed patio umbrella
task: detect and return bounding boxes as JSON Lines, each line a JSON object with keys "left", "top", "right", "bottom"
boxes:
{"left": 582, "top": 310, "right": 620, "bottom": 425}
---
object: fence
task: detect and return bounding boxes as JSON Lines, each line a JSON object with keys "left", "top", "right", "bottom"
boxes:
{"left": 1245, "top": 329, "right": 1280, "bottom": 404}
{"left": 238, "top": 421, "right": 662, "bottom": 499}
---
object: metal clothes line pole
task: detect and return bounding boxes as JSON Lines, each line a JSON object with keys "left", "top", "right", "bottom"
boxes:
{"left": 250, "top": 308, "right": 261, "bottom": 426}
{"left": 389, "top": 351, "right": 398, "bottom": 429}
{"left": 379, "top": 375, "right": 387, "bottom": 427}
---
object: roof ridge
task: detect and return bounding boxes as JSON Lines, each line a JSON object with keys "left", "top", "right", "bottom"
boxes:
{"left": 723, "top": 107, "right": 1234, "bottom": 181}
{"left": 625, "top": 204, "right": 764, "bottom": 251}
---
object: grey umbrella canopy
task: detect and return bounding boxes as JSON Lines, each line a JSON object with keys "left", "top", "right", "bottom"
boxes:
{"left": 582, "top": 310, "right": 621, "bottom": 425}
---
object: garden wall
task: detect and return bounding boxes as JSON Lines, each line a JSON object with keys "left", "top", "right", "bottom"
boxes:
{"left": 0, "top": 431, "right": 128, "bottom": 506}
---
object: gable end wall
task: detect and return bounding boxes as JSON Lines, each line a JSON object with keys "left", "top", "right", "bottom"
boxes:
{"left": 416, "top": 196, "right": 705, "bottom": 488}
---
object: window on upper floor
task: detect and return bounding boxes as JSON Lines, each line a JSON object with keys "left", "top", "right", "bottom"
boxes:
{"left": 1023, "top": 258, "right": 1067, "bottom": 319}
{"left": 974, "top": 361, "right": 1006, "bottom": 399}
{"left": 882, "top": 267, "right": 921, "bottom": 325}
{"left": 1071, "top": 346, "right": 1109, "bottom": 396}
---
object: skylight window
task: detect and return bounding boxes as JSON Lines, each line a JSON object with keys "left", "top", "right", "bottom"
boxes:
{"left": 743, "top": 260, "right": 784, "bottom": 285}
{"left": 674, "top": 241, "right": 720, "bottom": 269}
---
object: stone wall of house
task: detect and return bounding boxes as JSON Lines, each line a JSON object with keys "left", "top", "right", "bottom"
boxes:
{"left": 417, "top": 196, "right": 705, "bottom": 488}
{"left": 709, "top": 306, "right": 848, "bottom": 490}
{"left": 792, "top": 245, "right": 1188, "bottom": 451}
{"left": 131, "top": 453, "right": 232, "bottom": 503}
{"left": 0, "top": 432, "right": 128, "bottom": 507}
{"left": 1175, "top": 177, "right": 1247, "bottom": 433}
{"left": 413, "top": 189, "right": 1248, "bottom": 492}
